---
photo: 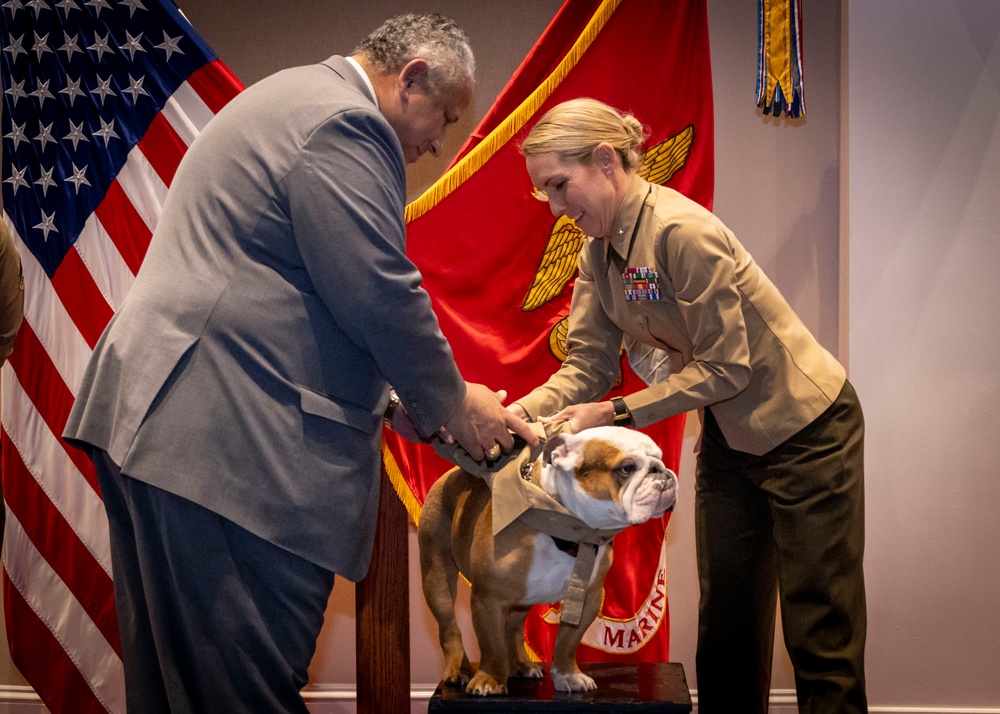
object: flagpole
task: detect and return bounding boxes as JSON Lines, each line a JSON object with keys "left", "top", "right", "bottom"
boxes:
{"left": 356, "top": 463, "right": 411, "bottom": 712}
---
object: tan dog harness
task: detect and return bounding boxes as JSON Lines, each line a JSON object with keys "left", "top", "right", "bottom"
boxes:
{"left": 435, "top": 422, "right": 624, "bottom": 626}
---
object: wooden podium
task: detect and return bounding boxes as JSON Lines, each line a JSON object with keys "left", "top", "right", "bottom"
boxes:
{"left": 355, "top": 465, "right": 411, "bottom": 714}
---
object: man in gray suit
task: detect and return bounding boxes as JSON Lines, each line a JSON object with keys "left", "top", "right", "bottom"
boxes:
{"left": 64, "top": 13, "right": 535, "bottom": 713}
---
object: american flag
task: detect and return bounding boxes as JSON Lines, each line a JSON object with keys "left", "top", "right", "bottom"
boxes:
{"left": 1, "top": 1, "right": 242, "bottom": 711}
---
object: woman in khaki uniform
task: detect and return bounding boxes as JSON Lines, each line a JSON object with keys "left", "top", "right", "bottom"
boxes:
{"left": 0, "top": 220, "right": 25, "bottom": 548}
{"left": 509, "top": 99, "right": 867, "bottom": 714}
{"left": 0, "top": 221, "right": 23, "bottom": 363}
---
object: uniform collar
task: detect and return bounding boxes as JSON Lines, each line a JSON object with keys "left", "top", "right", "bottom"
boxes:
{"left": 605, "top": 173, "right": 652, "bottom": 264}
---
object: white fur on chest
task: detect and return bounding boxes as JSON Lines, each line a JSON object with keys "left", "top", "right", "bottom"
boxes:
{"left": 522, "top": 532, "right": 609, "bottom": 604}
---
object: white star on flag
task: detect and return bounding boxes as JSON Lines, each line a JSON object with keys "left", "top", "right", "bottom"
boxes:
{"left": 85, "top": 0, "right": 113, "bottom": 17}
{"left": 32, "top": 209, "right": 59, "bottom": 241}
{"left": 30, "top": 30, "right": 50, "bottom": 60}
{"left": 119, "top": 0, "right": 146, "bottom": 16}
{"left": 32, "top": 165, "right": 57, "bottom": 196}
{"left": 55, "top": 0, "right": 81, "bottom": 14}
{"left": 29, "top": 77, "right": 54, "bottom": 105}
{"left": 87, "top": 31, "right": 112, "bottom": 61}
{"left": 4, "top": 120, "right": 27, "bottom": 149}
{"left": 3, "top": 77, "right": 26, "bottom": 104}
{"left": 65, "top": 162, "right": 91, "bottom": 193}
{"left": 90, "top": 75, "right": 115, "bottom": 104}
{"left": 93, "top": 116, "right": 119, "bottom": 144}
{"left": 3, "top": 33, "right": 26, "bottom": 59}
{"left": 59, "top": 32, "right": 83, "bottom": 60}
{"left": 155, "top": 31, "right": 183, "bottom": 61}
{"left": 63, "top": 119, "right": 89, "bottom": 149}
{"left": 122, "top": 75, "right": 149, "bottom": 103}
{"left": 59, "top": 76, "right": 86, "bottom": 105}
{"left": 25, "top": 0, "right": 49, "bottom": 18}
{"left": 2, "top": 165, "right": 28, "bottom": 193}
{"left": 119, "top": 30, "right": 145, "bottom": 60}
{"left": 34, "top": 120, "right": 56, "bottom": 151}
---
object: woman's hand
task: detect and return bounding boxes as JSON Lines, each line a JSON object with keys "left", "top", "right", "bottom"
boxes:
{"left": 537, "top": 400, "right": 615, "bottom": 433}
{"left": 506, "top": 402, "right": 530, "bottom": 421}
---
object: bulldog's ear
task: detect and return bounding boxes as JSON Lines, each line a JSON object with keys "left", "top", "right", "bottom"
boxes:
{"left": 543, "top": 433, "right": 581, "bottom": 472}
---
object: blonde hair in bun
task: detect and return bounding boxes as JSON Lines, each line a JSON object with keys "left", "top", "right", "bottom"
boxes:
{"left": 520, "top": 98, "right": 648, "bottom": 171}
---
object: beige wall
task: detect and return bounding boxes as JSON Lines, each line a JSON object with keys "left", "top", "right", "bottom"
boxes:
{"left": 847, "top": 0, "right": 1000, "bottom": 706}
{"left": 5, "top": 1, "right": 999, "bottom": 711}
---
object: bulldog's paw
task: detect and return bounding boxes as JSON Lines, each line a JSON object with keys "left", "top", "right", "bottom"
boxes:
{"left": 514, "top": 660, "right": 544, "bottom": 679}
{"left": 442, "top": 663, "right": 471, "bottom": 687}
{"left": 466, "top": 670, "right": 508, "bottom": 696}
{"left": 551, "top": 667, "right": 597, "bottom": 692}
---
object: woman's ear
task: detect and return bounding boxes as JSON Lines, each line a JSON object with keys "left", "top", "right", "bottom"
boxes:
{"left": 595, "top": 143, "right": 617, "bottom": 172}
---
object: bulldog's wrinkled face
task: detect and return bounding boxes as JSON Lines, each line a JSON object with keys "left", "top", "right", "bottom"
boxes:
{"left": 540, "top": 426, "right": 677, "bottom": 530}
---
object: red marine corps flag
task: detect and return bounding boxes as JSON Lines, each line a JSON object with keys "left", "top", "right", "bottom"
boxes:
{"left": 1, "top": 2, "right": 243, "bottom": 711}
{"left": 386, "top": 0, "right": 713, "bottom": 663}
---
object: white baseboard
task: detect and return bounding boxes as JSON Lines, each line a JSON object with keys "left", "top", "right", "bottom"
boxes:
{"left": 2, "top": 684, "right": 1000, "bottom": 713}
{"left": 0, "top": 685, "right": 47, "bottom": 714}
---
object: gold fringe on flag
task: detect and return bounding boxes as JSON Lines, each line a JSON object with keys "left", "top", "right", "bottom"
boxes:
{"left": 382, "top": 433, "right": 424, "bottom": 526}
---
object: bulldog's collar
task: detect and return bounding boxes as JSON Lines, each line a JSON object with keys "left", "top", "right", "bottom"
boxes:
{"left": 551, "top": 536, "right": 597, "bottom": 559}
{"left": 493, "top": 430, "right": 625, "bottom": 627}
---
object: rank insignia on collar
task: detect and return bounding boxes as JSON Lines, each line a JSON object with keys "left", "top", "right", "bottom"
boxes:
{"left": 622, "top": 267, "right": 661, "bottom": 301}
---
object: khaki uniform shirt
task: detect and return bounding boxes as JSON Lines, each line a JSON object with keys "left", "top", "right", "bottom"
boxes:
{"left": 0, "top": 221, "right": 23, "bottom": 364}
{"left": 516, "top": 175, "right": 844, "bottom": 456}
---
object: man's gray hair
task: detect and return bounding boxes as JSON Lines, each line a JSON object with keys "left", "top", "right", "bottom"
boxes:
{"left": 354, "top": 13, "right": 475, "bottom": 99}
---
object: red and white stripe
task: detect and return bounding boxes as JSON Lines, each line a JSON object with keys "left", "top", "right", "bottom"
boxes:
{"left": 1, "top": 60, "right": 242, "bottom": 714}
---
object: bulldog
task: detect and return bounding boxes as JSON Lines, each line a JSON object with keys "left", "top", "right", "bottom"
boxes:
{"left": 419, "top": 426, "right": 677, "bottom": 696}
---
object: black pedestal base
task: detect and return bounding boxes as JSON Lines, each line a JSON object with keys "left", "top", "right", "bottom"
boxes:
{"left": 428, "top": 662, "right": 692, "bottom": 713}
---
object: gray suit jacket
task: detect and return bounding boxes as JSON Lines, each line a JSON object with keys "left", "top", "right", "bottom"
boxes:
{"left": 64, "top": 56, "right": 465, "bottom": 578}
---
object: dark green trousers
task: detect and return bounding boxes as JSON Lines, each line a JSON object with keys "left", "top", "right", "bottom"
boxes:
{"left": 695, "top": 381, "right": 867, "bottom": 714}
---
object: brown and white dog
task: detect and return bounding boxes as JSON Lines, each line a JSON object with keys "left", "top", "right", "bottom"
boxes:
{"left": 418, "top": 426, "right": 677, "bottom": 696}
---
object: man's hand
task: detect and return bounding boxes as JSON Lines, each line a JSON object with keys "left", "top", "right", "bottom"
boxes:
{"left": 537, "top": 401, "right": 615, "bottom": 433}
{"left": 442, "top": 383, "right": 538, "bottom": 461}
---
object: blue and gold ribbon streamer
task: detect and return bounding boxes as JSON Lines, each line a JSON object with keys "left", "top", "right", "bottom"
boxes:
{"left": 756, "top": 0, "right": 805, "bottom": 118}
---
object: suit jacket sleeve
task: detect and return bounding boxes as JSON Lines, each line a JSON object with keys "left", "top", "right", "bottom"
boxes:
{"left": 285, "top": 108, "right": 465, "bottom": 434}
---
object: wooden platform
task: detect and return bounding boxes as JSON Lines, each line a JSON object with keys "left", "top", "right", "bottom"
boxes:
{"left": 428, "top": 662, "right": 692, "bottom": 713}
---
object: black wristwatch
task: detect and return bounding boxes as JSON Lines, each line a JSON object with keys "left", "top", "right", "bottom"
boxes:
{"left": 383, "top": 392, "right": 400, "bottom": 429}
{"left": 611, "top": 397, "right": 633, "bottom": 427}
